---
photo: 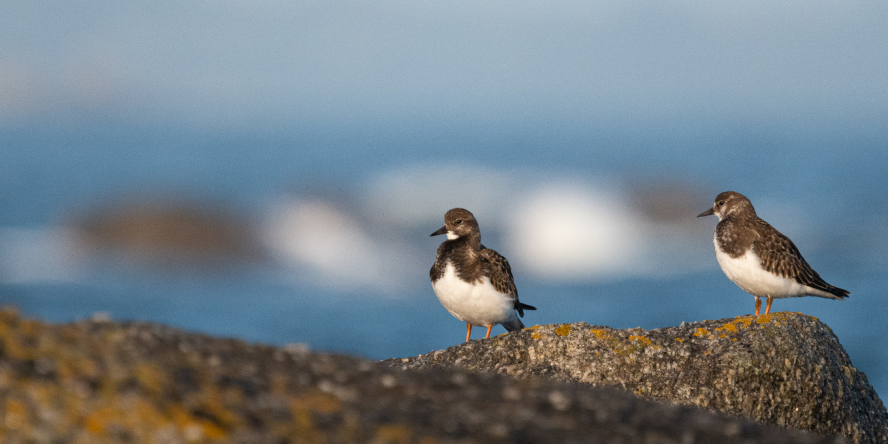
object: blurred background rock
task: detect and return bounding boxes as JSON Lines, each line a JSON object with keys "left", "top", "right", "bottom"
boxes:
{"left": 70, "top": 197, "right": 263, "bottom": 270}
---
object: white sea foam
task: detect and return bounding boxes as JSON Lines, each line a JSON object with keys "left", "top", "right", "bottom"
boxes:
{"left": 505, "top": 182, "right": 647, "bottom": 280}
{"left": 0, "top": 227, "right": 84, "bottom": 283}
{"left": 261, "top": 198, "right": 419, "bottom": 293}
{"left": 262, "top": 164, "right": 722, "bottom": 291}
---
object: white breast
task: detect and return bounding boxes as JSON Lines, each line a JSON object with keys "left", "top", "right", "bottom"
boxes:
{"left": 432, "top": 262, "right": 516, "bottom": 327}
{"left": 713, "top": 232, "right": 815, "bottom": 299}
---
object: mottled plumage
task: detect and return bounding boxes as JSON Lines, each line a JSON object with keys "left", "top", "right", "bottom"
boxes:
{"left": 699, "top": 191, "right": 848, "bottom": 315}
{"left": 430, "top": 208, "right": 535, "bottom": 342}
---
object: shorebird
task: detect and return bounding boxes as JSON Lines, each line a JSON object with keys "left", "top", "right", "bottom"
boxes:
{"left": 698, "top": 191, "right": 849, "bottom": 315}
{"left": 430, "top": 208, "right": 536, "bottom": 342}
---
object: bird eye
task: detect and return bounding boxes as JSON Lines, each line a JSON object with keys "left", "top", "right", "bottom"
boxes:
{"left": 717, "top": 200, "right": 725, "bottom": 206}
{"left": 455, "top": 219, "right": 462, "bottom": 224}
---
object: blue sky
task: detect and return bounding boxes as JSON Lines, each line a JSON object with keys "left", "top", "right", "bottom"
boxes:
{"left": 2, "top": 1, "right": 886, "bottom": 132}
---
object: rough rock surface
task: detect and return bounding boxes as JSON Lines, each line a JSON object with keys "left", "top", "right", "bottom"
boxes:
{"left": 0, "top": 308, "right": 842, "bottom": 443}
{"left": 384, "top": 312, "right": 887, "bottom": 444}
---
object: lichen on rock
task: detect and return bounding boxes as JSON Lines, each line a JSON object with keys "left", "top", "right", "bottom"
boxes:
{"left": 385, "top": 312, "right": 887, "bottom": 443}
{"left": 0, "top": 307, "right": 848, "bottom": 443}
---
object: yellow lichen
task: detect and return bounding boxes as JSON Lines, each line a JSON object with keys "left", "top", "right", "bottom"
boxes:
{"left": 719, "top": 323, "right": 738, "bottom": 333}
{"left": 611, "top": 334, "right": 656, "bottom": 357}
{"left": 170, "top": 403, "right": 229, "bottom": 440}
{"left": 590, "top": 329, "right": 613, "bottom": 340}
{"left": 729, "top": 316, "right": 754, "bottom": 329}
{"left": 4, "top": 398, "right": 30, "bottom": 430}
{"left": 628, "top": 335, "right": 651, "bottom": 346}
{"left": 589, "top": 328, "right": 652, "bottom": 357}
{"left": 84, "top": 406, "right": 117, "bottom": 434}
{"left": 692, "top": 328, "right": 709, "bottom": 338}
{"left": 375, "top": 424, "right": 413, "bottom": 443}
{"left": 290, "top": 390, "right": 343, "bottom": 440}
{"left": 134, "top": 363, "right": 168, "bottom": 396}
{"left": 555, "top": 325, "right": 572, "bottom": 336}
{"left": 291, "top": 390, "right": 341, "bottom": 415}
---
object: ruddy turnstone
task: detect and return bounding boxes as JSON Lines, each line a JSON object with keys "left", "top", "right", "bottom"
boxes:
{"left": 430, "top": 208, "right": 536, "bottom": 342}
{"left": 698, "top": 191, "right": 849, "bottom": 315}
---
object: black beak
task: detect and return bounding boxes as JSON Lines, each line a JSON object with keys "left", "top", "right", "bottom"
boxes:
{"left": 697, "top": 208, "right": 715, "bottom": 218}
{"left": 430, "top": 226, "right": 448, "bottom": 236}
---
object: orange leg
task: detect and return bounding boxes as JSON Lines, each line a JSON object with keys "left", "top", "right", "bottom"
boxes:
{"left": 485, "top": 325, "right": 493, "bottom": 338}
{"left": 754, "top": 296, "right": 761, "bottom": 316}
{"left": 765, "top": 297, "right": 773, "bottom": 315}
{"left": 465, "top": 323, "right": 472, "bottom": 342}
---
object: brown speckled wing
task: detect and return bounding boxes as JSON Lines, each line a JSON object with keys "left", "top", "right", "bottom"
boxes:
{"left": 479, "top": 248, "right": 537, "bottom": 316}
{"left": 479, "top": 248, "right": 517, "bottom": 298}
{"left": 752, "top": 220, "right": 849, "bottom": 298}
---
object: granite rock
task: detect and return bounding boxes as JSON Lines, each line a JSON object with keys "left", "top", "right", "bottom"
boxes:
{"left": 0, "top": 308, "right": 843, "bottom": 443}
{"left": 385, "top": 312, "right": 887, "bottom": 443}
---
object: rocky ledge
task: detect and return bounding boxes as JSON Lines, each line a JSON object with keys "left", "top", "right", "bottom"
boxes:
{"left": 385, "top": 312, "right": 888, "bottom": 444}
{"left": 0, "top": 308, "right": 849, "bottom": 443}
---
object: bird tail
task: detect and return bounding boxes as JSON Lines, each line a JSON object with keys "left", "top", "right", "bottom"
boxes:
{"left": 825, "top": 285, "right": 850, "bottom": 300}
{"left": 502, "top": 317, "right": 525, "bottom": 332}
{"left": 805, "top": 283, "right": 849, "bottom": 300}
{"left": 515, "top": 301, "right": 537, "bottom": 317}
